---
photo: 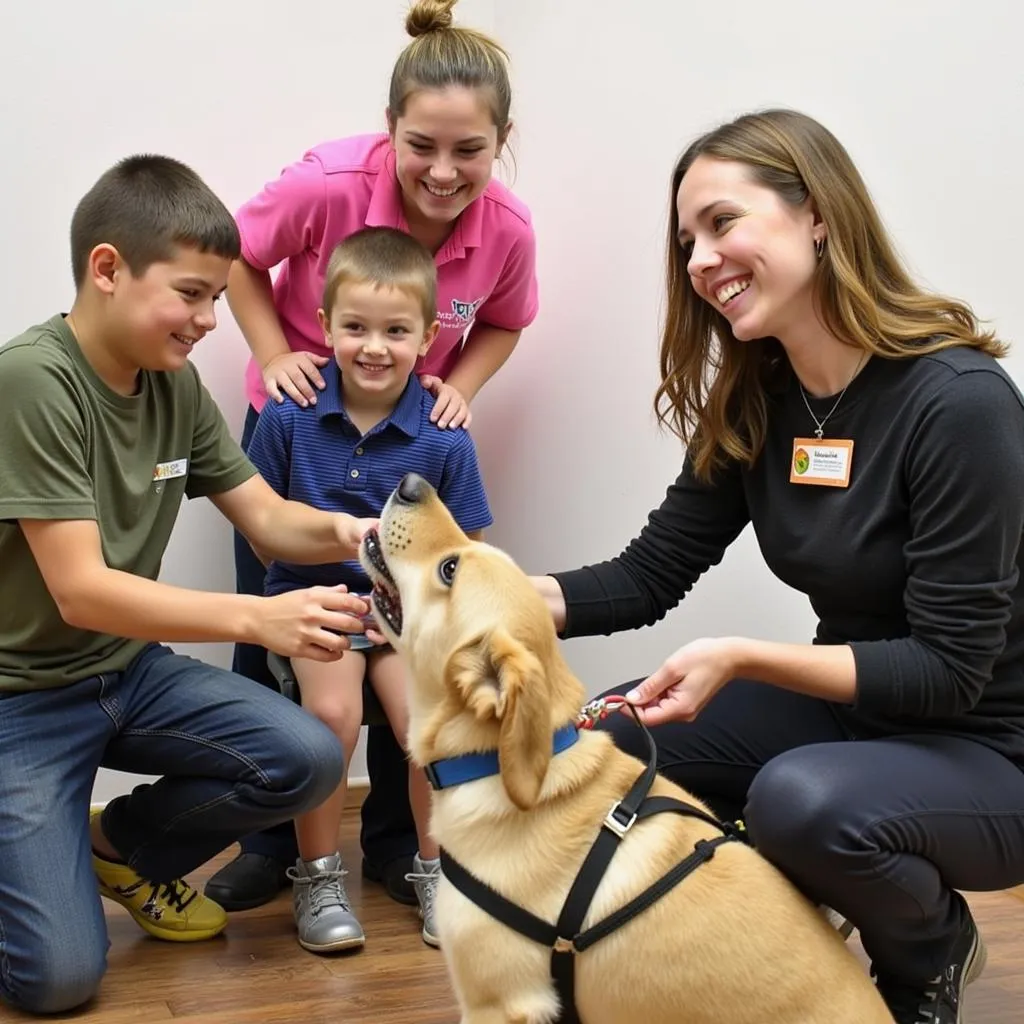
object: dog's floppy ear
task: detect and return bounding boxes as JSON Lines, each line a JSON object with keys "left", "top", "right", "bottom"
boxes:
{"left": 493, "top": 630, "right": 551, "bottom": 810}
{"left": 443, "top": 627, "right": 552, "bottom": 810}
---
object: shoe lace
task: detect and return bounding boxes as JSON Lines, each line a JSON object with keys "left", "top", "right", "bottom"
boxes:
{"left": 874, "top": 973, "right": 942, "bottom": 1023}
{"left": 406, "top": 863, "right": 440, "bottom": 919}
{"left": 116, "top": 876, "right": 197, "bottom": 913}
{"left": 288, "top": 866, "right": 352, "bottom": 918}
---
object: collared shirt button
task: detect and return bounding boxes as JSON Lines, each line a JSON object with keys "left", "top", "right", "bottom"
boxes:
{"left": 350, "top": 469, "right": 360, "bottom": 479}
{"left": 355, "top": 447, "right": 364, "bottom": 455}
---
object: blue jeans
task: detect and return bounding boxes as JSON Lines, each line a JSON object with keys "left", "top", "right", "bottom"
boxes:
{"left": 0, "top": 643, "right": 343, "bottom": 1014}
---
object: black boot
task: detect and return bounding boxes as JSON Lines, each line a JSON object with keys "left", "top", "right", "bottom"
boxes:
{"left": 204, "top": 852, "right": 289, "bottom": 911}
{"left": 874, "top": 896, "right": 987, "bottom": 1024}
{"left": 361, "top": 854, "right": 417, "bottom": 906}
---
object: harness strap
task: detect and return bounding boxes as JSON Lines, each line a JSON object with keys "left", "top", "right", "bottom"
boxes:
{"left": 552, "top": 793, "right": 737, "bottom": 955}
{"left": 572, "top": 832, "right": 734, "bottom": 953}
{"left": 440, "top": 849, "right": 559, "bottom": 949}
{"left": 550, "top": 714, "right": 742, "bottom": 959}
{"left": 550, "top": 739, "right": 661, "bottom": 953}
{"left": 439, "top": 704, "right": 748, "bottom": 1024}
{"left": 442, "top": 794, "right": 744, "bottom": 1024}
{"left": 550, "top": 794, "right": 742, "bottom": 1022}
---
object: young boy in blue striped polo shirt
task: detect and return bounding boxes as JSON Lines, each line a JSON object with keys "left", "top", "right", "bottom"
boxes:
{"left": 246, "top": 227, "right": 492, "bottom": 954}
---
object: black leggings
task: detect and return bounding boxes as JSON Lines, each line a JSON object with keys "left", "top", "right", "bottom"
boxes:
{"left": 596, "top": 678, "right": 1024, "bottom": 986}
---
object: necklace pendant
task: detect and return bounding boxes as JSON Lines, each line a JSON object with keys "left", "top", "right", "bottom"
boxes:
{"left": 814, "top": 427, "right": 824, "bottom": 440}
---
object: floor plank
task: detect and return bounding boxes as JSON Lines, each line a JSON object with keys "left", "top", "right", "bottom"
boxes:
{"left": 1, "top": 799, "right": 1019, "bottom": 1023}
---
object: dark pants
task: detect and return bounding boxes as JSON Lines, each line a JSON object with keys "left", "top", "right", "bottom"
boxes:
{"left": 596, "top": 677, "right": 1024, "bottom": 987}
{"left": 233, "top": 404, "right": 416, "bottom": 867}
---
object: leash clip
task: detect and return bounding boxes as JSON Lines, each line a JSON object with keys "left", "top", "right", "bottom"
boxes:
{"left": 576, "top": 695, "right": 629, "bottom": 731}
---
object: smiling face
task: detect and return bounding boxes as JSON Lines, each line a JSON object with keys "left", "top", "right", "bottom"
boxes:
{"left": 389, "top": 86, "right": 504, "bottom": 230}
{"left": 103, "top": 243, "right": 229, "bottom": 373}
{"left": 319, "top": 279, "right": 438, "bottom": 408}
{"left": 676, "top": 156, "right": 824, "bottom": 344}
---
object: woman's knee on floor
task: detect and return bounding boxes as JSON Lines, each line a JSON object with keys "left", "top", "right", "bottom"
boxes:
{"left": 2, "top": 936, "right": 107, "bottom": 1014}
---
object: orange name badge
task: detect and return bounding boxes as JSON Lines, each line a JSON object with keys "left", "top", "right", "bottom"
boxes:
{"left": 790, "top": 438, "right": 854, "bottom": 488}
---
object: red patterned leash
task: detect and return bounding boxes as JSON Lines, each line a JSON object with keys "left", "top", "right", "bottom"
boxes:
{"left": 576, "top": 695, "right": 630, "bottom": 730}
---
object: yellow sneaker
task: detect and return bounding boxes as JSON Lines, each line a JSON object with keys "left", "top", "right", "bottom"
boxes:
{"left": 89, "top": 808, "right": 227, "bottom": 942}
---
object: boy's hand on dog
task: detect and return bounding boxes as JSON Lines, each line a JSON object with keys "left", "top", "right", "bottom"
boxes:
{"left": 363, "top": 625, "right": 389, "bottom": 645}
{"left": 335, "top": 515, "right": 380, "bottom": 557}
{"left": 258, "top": 585, "right": 373, "bottom": 662}
{"left": 625, "top": 637, "right": 740, "bottom": 725}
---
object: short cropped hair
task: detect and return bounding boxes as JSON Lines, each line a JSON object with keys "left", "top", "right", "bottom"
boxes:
{"left": 321, "top": 227, "right": 437, "bottom": 326}
{"left": 70, "top": 154, "right": 240, "bottom": 286}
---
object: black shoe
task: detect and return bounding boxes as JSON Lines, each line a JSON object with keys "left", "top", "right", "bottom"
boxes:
{"left": 874, "top": 897, "right": 987, "bottom": 1023}
{"left": 362, "top": 854, "right": 417, "bottom": 906}
{"left": 204, "top": 852, "right": 290, "bottom": 912}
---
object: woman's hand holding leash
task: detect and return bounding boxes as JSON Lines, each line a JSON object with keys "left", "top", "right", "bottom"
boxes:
{"left": 624, "top": 638, "right": 741, "bottom": 726}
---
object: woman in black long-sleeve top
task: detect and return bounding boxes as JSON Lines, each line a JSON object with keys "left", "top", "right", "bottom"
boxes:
{"left": 534, "top": 108, "right": 1024, "bottom": 1024}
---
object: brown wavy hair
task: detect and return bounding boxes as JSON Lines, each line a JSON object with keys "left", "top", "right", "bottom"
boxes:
{"left": 656, "top": 108, "right": 1006, "bottom": 482}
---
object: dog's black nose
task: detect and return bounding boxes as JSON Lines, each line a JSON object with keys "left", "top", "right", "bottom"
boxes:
{"left": 396, "top": 473, "right": 428, "bottom": 505}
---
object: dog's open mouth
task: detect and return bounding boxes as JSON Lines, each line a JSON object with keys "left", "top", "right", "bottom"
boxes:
{"left": 362, "top": 529, "right": 402, "bottom": 636}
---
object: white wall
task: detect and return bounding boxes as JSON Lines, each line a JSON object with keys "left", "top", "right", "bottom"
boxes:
{"left": 482, "top": 0, "right": 1024, "bottom": 690}
{"left": 0, "top": 0, "right": 494, "bottom": 797}
{"left": 0, "top": 0, "right": 1019, "bottom": 801}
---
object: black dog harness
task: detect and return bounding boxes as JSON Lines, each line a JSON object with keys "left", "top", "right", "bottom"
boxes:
{"left": 425, "top": 697, "right": 748, "bottom": 1024}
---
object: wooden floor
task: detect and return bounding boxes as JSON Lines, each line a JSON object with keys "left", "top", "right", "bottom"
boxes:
{"left": 1, "top": 801, "right": 1021, "bottom": 1023}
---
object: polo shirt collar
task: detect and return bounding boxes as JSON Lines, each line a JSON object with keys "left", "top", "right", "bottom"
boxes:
{"left": 364, "top": 144, "right": 485, "bottom": 257}
{"left": 384, "top": 374, "right": 425, "bottom": 437}
{"left": 365, "top": 146, "right": 406, "bottom": 230}
{"left": 455, "top": 185, "right": 483, "bottom": 248}
{"left": 317, "top": 359, "right": 423, "bottom": 439}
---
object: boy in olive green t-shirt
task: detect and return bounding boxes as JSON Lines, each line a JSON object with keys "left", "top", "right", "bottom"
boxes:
{"left": 0, "top": 155, "right": 378, "bottom": 1015}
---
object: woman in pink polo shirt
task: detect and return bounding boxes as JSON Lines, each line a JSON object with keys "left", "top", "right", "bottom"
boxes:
{"left": 230, "top": 1, "right": 536, "bottom": 431}
{"left": 206, "top": 0, "right": 538, "bottom": 918}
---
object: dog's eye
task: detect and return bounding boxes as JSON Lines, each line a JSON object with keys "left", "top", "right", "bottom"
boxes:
{"left": 438, "top": 556, "right": 459, "bottom": 587}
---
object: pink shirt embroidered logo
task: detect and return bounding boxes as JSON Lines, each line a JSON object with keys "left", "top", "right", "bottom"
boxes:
{"left": 444, "top": 296, "right": 484, "bottom": 329}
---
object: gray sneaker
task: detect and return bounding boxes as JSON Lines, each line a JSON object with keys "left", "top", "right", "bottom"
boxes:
{"left": 287, "top": 853, "right": 365, "bottom": 954}
{"left": 406, "top": 853, "right": 441, "bottom": 948}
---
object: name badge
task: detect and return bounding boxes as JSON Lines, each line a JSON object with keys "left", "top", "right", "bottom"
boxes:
{"left": 153, "top": 459, "right": 188, "bottom": 482}
{"left": 790, "top": 438, "right": 853, "bottom": 488}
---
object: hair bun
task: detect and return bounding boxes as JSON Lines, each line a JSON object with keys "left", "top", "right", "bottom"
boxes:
{"left": 405, "top": 0, "right": 457, "bottom": 37}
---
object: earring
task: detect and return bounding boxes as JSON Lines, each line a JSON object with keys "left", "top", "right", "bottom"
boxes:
{"left": 814, "top": 236, "right": 826, "bottom": 259}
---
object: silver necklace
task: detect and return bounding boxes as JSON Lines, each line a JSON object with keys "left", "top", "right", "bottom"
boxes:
{"left": 798, "top": 352, "right": 867, "bottom": 440}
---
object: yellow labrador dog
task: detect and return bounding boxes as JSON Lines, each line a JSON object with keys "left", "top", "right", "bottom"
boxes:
{"left": 361, "top": 474, "right": 893, "bottom": 1024}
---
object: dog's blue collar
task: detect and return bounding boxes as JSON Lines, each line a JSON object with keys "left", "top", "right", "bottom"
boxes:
{"left": 424, "top": 724, "right": 580, "bottom": 791}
